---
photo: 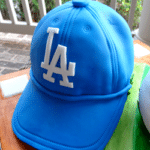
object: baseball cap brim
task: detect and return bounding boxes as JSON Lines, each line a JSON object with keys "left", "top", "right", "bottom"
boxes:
{"left": 12, "top": 70, "right": 131, "bottom": 150}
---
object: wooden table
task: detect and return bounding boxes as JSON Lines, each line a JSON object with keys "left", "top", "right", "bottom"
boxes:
{"left": 0, "top": 40, "right": 150, "bottom": 150}
{"left": 0, "top": 69, "right": 36, "bottom": 150}
{"left": 134, "top": 40, "right": 150, "bottom": 66}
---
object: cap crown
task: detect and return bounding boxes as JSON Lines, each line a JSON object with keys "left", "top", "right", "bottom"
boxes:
{"left": 30, "top": 1, "right": 134, "bottom": 96}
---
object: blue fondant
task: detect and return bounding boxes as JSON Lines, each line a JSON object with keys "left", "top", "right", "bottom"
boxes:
{"left": 12, "top": 0, "right": 134, "bottom": 149}
{"left": 72, "top": 0, "right": 90, "bottom": 7}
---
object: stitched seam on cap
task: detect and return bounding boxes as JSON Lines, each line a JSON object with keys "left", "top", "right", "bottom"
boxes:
{"left": 113, "top": 43, "right": 119, "bottom": 90}
{"left": 30, "top": 69, "right": 131, "bottom": 101}
{"left": 87, "top": 6, "right": 119, "bottom": 93}
{"left": 60, "top": 8, "right": 74, "bottom": 45}
{"left": 85, "top": 6, "right": 113, "bottom": 93}
{"left": 66, "top": 9, "right": 82, "bottom": 44}
{"left": 67, "top": 8, "right": 82, "bottom": 47}
{"left": 64, "top": 8, "right": 77, "bottom": 45}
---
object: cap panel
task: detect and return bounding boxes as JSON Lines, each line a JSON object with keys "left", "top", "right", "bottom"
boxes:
{"left": 89, "top": 1, "right": 134, "bottom": 92}
{"left": 12, "top": 79, "right": 128, "bottom": 149}
{"left": 66, "top": 7, "right": 113, "bottom": 95}
{"left": 31, "top": 1, "right": 73, "bottom": 40}
{"left": 106, "top": 11, "right": 134, "bottom": 89}
{"left": 30, "top": 5, "right": 73, "bottom": 61}
{"left": 31, "top": 8, "right": 75, "bottom": 93}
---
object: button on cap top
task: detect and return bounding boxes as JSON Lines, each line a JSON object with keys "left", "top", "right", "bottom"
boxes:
{"left": 72, "top": 0, "right": 90, "bottom": 7}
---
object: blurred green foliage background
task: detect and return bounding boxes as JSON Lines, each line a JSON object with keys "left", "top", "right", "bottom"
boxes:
{"left": 0, "top": 0, "right": 144, "bottom": 30}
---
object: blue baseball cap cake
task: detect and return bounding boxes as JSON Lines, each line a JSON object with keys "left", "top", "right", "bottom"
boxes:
{"left": 12, "top": 0, "right": 134, "bottom": 149}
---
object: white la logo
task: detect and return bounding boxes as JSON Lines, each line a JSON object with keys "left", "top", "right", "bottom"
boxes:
{"left": 41, "top": 27, "right": 76, "bottom": 88}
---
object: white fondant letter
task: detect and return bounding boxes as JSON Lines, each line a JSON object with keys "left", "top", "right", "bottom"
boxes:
{"left": 41, "top": 27, "right": 76, "bottom": 88}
